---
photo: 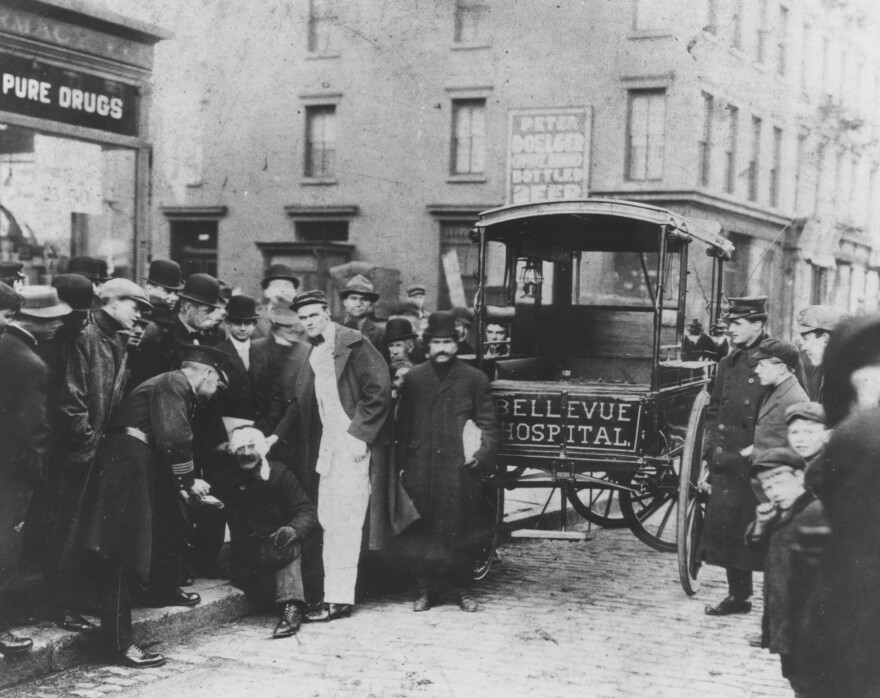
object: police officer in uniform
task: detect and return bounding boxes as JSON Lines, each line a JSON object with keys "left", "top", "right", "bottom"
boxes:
{"left": 699, "top": 297, "right": 771, "bottom": 616}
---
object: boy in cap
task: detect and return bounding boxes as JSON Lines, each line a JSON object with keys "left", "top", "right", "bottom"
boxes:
{"left": 745, "top": 447, "right": 826, "bottom": 696}
{"left": 784, "top": 402, "right": 830, "bottom": 495}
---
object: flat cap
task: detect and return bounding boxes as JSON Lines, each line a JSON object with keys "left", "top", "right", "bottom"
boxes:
{"left": 753, "top": 337, "right": 799, "bottom": 369}
{"left": 796, "top": 305, "right": 848, "bottom": 334}
{"left": 290, "top": 290, "right": 328, "bottom": 312}
{"left": 784, "top": 401, "right": 826, "bottom": 425}
{"left": 99, "top": 278, "right": 152, "bottom": 308}
{"left": 750, "top": 447, "right": 805, "bottom": 477}
{"left": 723, "top": 296, "right": 768, "bottom": 321}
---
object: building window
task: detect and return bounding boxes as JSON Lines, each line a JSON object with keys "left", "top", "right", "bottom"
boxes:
{"left": 795, "top": 130, "right": 808, "bottom": 211}
{"left": 777, "top": 5, "right": 789, "bottom": 76}
{"left": 704, "top": 0, "right": 718, "bottom": 34}
{"left": 699, "top": 92, "right": 714, "bottom": 187}
{"left": 454, "top": 0, "right": 488, "bottom": 43}
{"left": 304, "top": 105, "right": 336, "bottom": 178}
{"left": 294, "top": 220, "right": 348, "bottom": 241}
{"left": 439, "top": 220, "right": 479, "bottom": 308}
{"left": 748, "top": 116, "right": 762, "bottom": 202}
{"left": 770, "top": 126, "right": 782, "bottom": 208}
{"left": 810, "top": 265, "right": 829, "bottom": 305}
{"left": 834, "top": 262, "right": 852, "bottom": 310}
{"left": 724, "top": 105, "right": 739, "bottom": 194}
{"left": 731, "top": 0, "right": 743, "bottom": 48}
{"left": 450, "top": 99, "right": 486, "bottom": 175}
{"left": 307, "top": 0, "right": 338, "bottom": 54}
{"left": 756, "top": 0, "right": 768, "bottom": 63}
{"left": 626, "top": 89, "right": 666, "bottom": 181}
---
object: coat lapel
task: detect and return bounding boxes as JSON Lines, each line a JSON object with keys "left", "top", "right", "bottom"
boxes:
{"left": 334, "top": 325, "right": 353, "bottom": 383}
{"left": 222, "top": 339, "right": 249, "bottom": 379}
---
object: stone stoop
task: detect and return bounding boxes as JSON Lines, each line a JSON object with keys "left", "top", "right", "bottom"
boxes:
{"left": 0, "top": 580, "right": 249, "bottom": 691}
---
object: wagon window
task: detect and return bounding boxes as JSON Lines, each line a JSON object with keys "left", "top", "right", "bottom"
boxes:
{"left": 575, "top": 250, "right": 679, "bottom": 308}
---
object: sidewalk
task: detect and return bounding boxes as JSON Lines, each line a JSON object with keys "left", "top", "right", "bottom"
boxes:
{"left": 0, "top": 476, "right": 573, "bottom": 690}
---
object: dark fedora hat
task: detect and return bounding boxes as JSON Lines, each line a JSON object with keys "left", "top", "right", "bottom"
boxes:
{"left": 340, "top": 274, "right": 379, "bottom": 302}
{"left": 262, "top": 263, "right": 300, "bottom": 290}
{"left": 290, "top": 289, "right": 328, "bottom": 312}
{"left": 0, "top": 261, "right": 25, "bottom": 285}
{"left": 225, "top": 295, "right": 259, "bottom": 322}
{"left": 52, "top": 273, "right": 101, "bottom": 312}
{"left": 179, "top": 344, "right": 229, "bottom": 373}
{"left": 385, "top": 317, "right": 416, "bottom": 343}
{"left": 67, "top": 255, "right": 103, "bottom": 282}
{"left": 145, "top": 259, "right": 184, "bottom": 291}
{"left": 423, "top": 311, "right": 458, "bottom": 341}
{"left": 178, "top": 273, "right": 223, "bottom": 309}
{"left": 722, "top": 296, "right": 769, "bottom": 322}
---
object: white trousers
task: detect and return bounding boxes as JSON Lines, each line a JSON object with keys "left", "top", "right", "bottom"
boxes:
{"left": 317, "top": 445, "right": 371, "bottom": 605}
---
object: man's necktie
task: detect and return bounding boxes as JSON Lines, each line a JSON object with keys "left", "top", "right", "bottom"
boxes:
{"left": 309, "top": 335, "right": 325, "bottom": 347}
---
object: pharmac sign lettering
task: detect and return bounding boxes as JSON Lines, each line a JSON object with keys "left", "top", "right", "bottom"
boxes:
{"left": 506, "top": 107, "right": 591, "bottom": 205}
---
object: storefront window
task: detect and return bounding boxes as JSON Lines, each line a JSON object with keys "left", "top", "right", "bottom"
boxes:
{"left": 0, "top": 124, "right": 136, "bottom": 283}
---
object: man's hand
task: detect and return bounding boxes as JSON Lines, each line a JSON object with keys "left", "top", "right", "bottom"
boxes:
{"left": 751, "top": 502, "right": 778, "bottom": 536}
{"left": 190, "top": 478, "right": 211, "bottom": 498}
{"left": 462, "top": 458, "right": 483, "bottom": 479}
{"left": 740, "top": 445, "right": 754, "bottom": 458}
{"left": 272, "top": 526, "right": 298, "bottom": 548}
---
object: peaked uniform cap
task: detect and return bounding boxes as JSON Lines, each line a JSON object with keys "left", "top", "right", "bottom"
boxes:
{"left": 179, "top": 344, "right": 228, "bottom": 372}
{"left": 340, "top": 274, "right": 379, "bottom": 302}
{"left": 723, "top": 296, "right": 769, "bottom": 321}
{"left": 145, "top": 259, "right": 184, "bottom": 291}
{"left": 290, "top": 289, "right": 328, "bottom": 312}
{"left": 178, "top": 273, "right": 223, "bottom": 309}
{"left": 0, "top": 261, "right": 25, "bottom": 284}
{"left": 99, "top": 278, "right": 152, "bottom": 308}
{"left": 18, "top": 285, "right": 72, "bottom": 318}
{"left": 262, "top": 263, "right": 300, "bottom": 290}
{"left": 53, "top": 273, "right": 101, "bottom": 311}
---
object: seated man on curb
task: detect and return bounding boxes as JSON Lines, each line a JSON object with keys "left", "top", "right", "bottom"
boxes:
{"left": 213, "top": 426, "right": 317, "bottom": 639}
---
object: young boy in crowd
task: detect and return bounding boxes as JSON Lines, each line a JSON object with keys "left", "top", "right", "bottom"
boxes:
{"left": 745, "top": 447, "right": 826, "bottom": 697}
{"left": 783, "top": 402, "right": 830, "bottom": 495}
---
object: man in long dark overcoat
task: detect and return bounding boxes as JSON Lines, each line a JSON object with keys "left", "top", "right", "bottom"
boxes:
{"left": 396, "top": 311, "right": 499, "bottom": 613}
{"left": 69, "top": 345, "right": 225, "bottom": 668}
{"left": 699, "top": 297, "right": 770, "bottom": 616}
{"left": 269, "top": 290, "right": 414, "bottom": 622}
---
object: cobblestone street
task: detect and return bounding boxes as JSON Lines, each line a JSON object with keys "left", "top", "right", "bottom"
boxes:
{"left": 1, "top": 525, "right": 790, "bottom": 698}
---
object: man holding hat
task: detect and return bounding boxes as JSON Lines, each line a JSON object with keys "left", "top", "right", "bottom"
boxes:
{"left": 795, "top": 304, "right": 848, "bottom": 402}
{"left": 699, "top": 296, "right": 771, "bottom": 616}
{"left": 0, "top": 283, "right": 49, "bottom": 656}
{"left": 340, "top": 274, "right": 386, "bottom": 356}
{"left": 254, "top": 264, "right": 300, "bottom": 340}
{"left": 69, "top": 344, "right": 226, "bottom": 667}
{"left": 270, "top": 290, "right": 394, "bottom": 622}
{"left": 396, "top": 311, "right": 499, "bottom": 613}
{"left": 0, "top": 261, "right": 26, "bottom": 291}
{"left": 750, "top": 338, "right": 809, "bottom": 455}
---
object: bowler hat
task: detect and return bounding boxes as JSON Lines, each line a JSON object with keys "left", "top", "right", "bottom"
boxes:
{"left": 407, "top": 284, "right": 426, "bottom": 297}
{"left": 67, "top": 256, "right": 103, "bottom": 282}
{"left": 0, "top": 281, "right": 22, "bottom": 312}
{"left": 99, "top": 278, "right": 153, "bottom": 309}
{"left": 750, "top": 447, "right": 805, "bottom": 477}
{"left": 686, "top": 318, "right": 704, "bottom": 334}
{"left": 145, "top": 259, "right": 184, "bottom": 291}
{"left": 52, "top": 274, "right": 101, "bottom": 312}
{"left": 262, "top": 264, "right": 300, "bottom": 290}
{"left": 178, "top": 273, "right": 223, "bottom": 309}
{"left": 423, "top": 311, "right": 458, "bottom": 341}
{"left": 290, "top": 290, "right": 328, "bottom": 312}
{"left": 450, "top": 306, "right": 474, "bottom": 325}
{"left": 385, "top": 318, "right": 417, "bottom": 343}
{"left": 340, "top": 274, "right": 379, "bottom": 302}
{"left": 784, "top": 401, "right": 826, "bottom": 425}
{"left": 752, "top": 337, "right": 799, "bottom": 369}
{"left": 95, "top": 259, "right": 111, "bottom": 282}
{"left": 225, "top": 295, "right": 259, "bottom": 321}
{"left": 179, "top": 344, "right": 228, "bottom": 372}
{"left": 0, "top": 261, "right": 25, "bottom": 285}
{"left": 18, "top": 285, "right": 72, "bottom": 318}
{"left": 796, "top": 305, "right": 848, "bottom": 335}
{"left": 709, "top": 321, "right": 727, "bottom": 336}
{"left": 723, "top": 296, "right": 769, "bottom": 322}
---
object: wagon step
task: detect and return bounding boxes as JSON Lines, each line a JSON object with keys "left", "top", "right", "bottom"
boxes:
{"left": 510, "top": 529, "right": 592, "bottom": 541}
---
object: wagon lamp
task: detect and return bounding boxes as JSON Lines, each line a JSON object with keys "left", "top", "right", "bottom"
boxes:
{"left": 519, "top": 258, "right": 543, "bottom": 297}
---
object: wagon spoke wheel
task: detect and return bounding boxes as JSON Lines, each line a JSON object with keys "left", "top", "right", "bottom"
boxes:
{"left": 677, "top": 390, "right": 710, "bottom": 595}
{"left": 619, "top": 469, "right": 679, "bottom": 552}
{"left": 565, "top": 477, "right": 630, "bottom": 528}
{"left": 472, "top": 473, "right": 504, "bottom": 581}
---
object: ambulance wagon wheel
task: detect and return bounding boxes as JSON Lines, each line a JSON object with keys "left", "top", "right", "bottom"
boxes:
{"left": 677, "top": 390, "right": 710, "bottom": 595}
{"left": 472, "top": 477, "right": 503, "bottom": 581}
{"left": 565, "top": 478, "right": 630, "bottom": 528}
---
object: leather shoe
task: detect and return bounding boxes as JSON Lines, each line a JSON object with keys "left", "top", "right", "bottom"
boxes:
{"left": 0, "top": 631, "right": 33, "bottom": 655}
{"left": 413, "top": 592, "right": 436, "bottom": 612}
{"left": 458, "top": 594, "right": 478, "bottom": 613}
{"left": 119, "top": 644, "right": 165, "bottom": 668}
{"left": 272, "top": 603, "right": 302, "bottom": 639}
{"left": 147, "top": 587, "right": 201, "bottom": 608}
{"left": 304, "top": 602, "right": 352, "bottom": 623}
{"left": 705, "top": 595, "right": 752, "bottom": 616}
{"left": 56, "top": 612, "right": 98, "bottom": 634}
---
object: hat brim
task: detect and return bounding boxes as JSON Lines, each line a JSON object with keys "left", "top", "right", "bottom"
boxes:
{"left": 177, "top": 292, "right": 223, "bottom": 309}
{"left": 145, "top": 277, "right": 185, "bottom": 292}
{"left": 340, "top": 289, "right": 379, "bottom": 303}
{"left": 262, "top": 275, "right": 300, "bottom": 290}
{"left": 423, "top": 332, "right": 458, "bottom": 341}
{"left": 386, "top": 332, "right": 417, "bottom": 342}
{"left": 19, "top": 303, "right": 72, "bottom": 318}
{"left": 226, "top": 314, "right": 260, "bottom": 322}
{"left": 723, "top": 311, "right": 768, "bottom": 321}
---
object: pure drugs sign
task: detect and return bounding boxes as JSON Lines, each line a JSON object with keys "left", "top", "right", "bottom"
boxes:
{"left": 494, "top": 389, "right": 642, "bottom": 459}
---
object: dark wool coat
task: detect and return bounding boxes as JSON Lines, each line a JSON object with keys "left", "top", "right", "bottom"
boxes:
{"left": 213, "top": 460, "right": 317, "bottom": 588}
{"left": 71, "top": 371, "right": 197, "bottom": 579}
{"left": 752, "top": 374, "right": 809, "bottom": 453}
{"left": 805, "top": 407, "right": 880, "bottom": 697}
{"left": 396, "top": 359, "right": 499, "bottom": 549}
{"left": 0, "top": 326, "right": 48, "bottom": 586}
{"left": 745, "top": 491, "right": 826, "bottom": 656}
{"left": 699, "top": 336, "right": 769, "bottom": 570}
{"left": 681, "top": 333, "right": 716, "bottom": 361}
{"left": 56, "top": 309, "right": 129, "bottom": 465}
{"left": 213, "top": 337, "right": 269, "bottom": 423}
{"left": 126, "top": 301, "right": 177, "bottom": 392}
{"left": 274, "top": 324, "right": 417, "bottom": 548}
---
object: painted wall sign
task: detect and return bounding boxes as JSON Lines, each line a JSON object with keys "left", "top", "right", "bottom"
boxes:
{"left": 0, "top": 52, "right": 139, "bottom": 136}
{"left": 506, "top": 107, "right": 592, "bottom": 205}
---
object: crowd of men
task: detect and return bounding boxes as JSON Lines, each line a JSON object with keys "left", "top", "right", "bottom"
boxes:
{"left": 0, "top": 258, "right": 499, "bottom": 669}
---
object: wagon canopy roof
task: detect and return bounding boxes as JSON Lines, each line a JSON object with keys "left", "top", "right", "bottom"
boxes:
{"left": 477, "top": 199, "right": 733, "bottom": 258}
